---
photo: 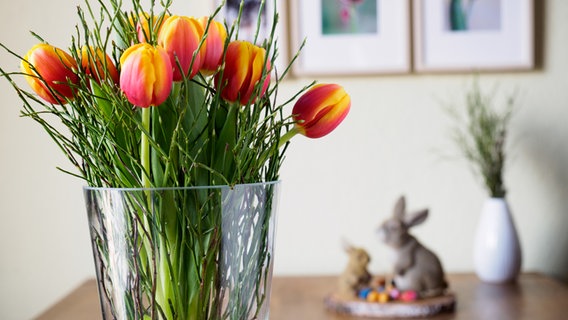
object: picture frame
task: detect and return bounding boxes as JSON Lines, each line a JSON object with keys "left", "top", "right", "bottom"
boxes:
{"left": 289, "top": 0, "right": 411, "bottom": 76}
{"left": 413, "top": 0, "right": 534, "bottom": 72}
{"left": 213, "top": 0, "right": 289, "bottom": 77}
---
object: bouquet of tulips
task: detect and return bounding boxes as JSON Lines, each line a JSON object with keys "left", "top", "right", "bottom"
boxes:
{"left": 1, "top": 1, "right": 351, "bottom": 189}
{"left": 1, "top": 0, "right": 350, "bottom": 319}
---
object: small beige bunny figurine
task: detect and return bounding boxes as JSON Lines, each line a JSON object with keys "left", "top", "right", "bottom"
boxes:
{"left": 338, "top": 243, "right": 372, "bottom": 299}
{"left": 377, "top": 196, "right": 448, "bottom": 298}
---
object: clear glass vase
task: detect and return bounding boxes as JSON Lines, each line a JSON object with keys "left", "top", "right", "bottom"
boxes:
{"left": 83, "top": 181, "right": 280, "bottom": 320}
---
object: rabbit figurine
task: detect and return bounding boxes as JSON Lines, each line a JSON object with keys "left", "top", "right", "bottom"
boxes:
{"left": 377, "top": 196, "right": 448, "bottom": 298}
{"left": 338, "top": 243, "right": 372, "bottom": 299}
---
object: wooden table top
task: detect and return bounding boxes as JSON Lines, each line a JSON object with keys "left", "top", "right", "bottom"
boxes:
{"left": 36, "top": 273, "right": 568, "bottom": 320}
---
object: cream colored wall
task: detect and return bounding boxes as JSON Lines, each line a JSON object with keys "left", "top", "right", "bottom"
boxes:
{"left": 1, "top": 1, "right": 567, "bottom": 319}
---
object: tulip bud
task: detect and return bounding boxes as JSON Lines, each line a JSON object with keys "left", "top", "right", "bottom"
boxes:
{"left": 216, "top": 40, "right": 271, "bottom": 105}
{"left": 158, "top": 15, "right": 204, "bottom": 81}
{"left": 119, "top": 43, "right": 173, "bottom": 108}
{"left": 198, "top": 17, "right": 227, "bottom": 75}
{"left": 79, "top": 46, "right": 119, "bottom": 85}
{"left": 134, "top": 12, "right": 170, "bottom": 43}
{"left": 292, "top": 84, "right": 351, "bottom": 138}
{"left": 20, "top": 44, "right": 79, "bottom": 104}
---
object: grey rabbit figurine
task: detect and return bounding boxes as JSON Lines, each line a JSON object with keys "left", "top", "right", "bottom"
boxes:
{"left": 377, "top": 196, "right": 448, "bottom": 298}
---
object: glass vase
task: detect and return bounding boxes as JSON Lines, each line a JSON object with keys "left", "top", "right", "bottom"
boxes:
{"left": 83, "top": 181, "right": 280, "bottom": 320}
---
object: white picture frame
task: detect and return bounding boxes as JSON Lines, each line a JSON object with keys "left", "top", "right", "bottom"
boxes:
{"left": 413, "top": 0, "right": 534, "bottom": 72}
{"left": 289, "top": 0, "right": 411, "bottom": 76}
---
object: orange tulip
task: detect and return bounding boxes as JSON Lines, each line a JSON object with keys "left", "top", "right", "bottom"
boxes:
{"left": 216, "top": 40, "right": 271, "bottom": 105}
{"left": 198, "top": 17, "right": 227, "bottom": 75}
{"left": 119, "top": 43, "right": 173, "bottom": 108}
{"left": 292, "top": 84, "right": 350, "bottom": 138}
{"left": 157, "top": 15, "right": 204, "bottom": 81}
{"left": 21, "top": 43, "right": 79, "bottom": 104}
{"left": 79, "top": 46, "right": 119, "bottom": 84}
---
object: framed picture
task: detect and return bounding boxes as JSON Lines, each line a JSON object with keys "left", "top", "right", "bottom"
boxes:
{"left": 413, "top": 0, "right": 534, "bottom": 72}
{"left": 289, "top": 0, "right": 411, "bottom": 76}
{"left": 214, "top": 0, "right": 289, "bottom": 76}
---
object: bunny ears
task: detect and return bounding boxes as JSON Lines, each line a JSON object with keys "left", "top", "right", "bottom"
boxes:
{"left": 393, "top": 196, "right": 429, "bottom": 228}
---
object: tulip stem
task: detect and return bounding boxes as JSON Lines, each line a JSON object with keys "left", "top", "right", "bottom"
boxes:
{"left": 257, "top": 127, "right": 299, "bottom": 167}
{"left": 278, "top": 127, "right": 299, "bottom": 149}
{"left": 141, "top": 107, "right": 151, "bottom": 188}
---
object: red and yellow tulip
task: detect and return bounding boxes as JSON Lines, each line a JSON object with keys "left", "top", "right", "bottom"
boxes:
{"left": 216, "top": 40, "right": 271, "bottom": 106}
{"left": 292, "top": 83, "right": 350, "bottom": 138}
{"left": 79, "top": 46, "right": 119, "bottom": 84}
{"left": 119, "top": 43, "right": 173, "bottom": 108}
{"left": 198, "top": 17, "right": 227, "bottom": 75}
{"left": 21, "top": 43, "right": 80, "bottom": 104}
{"left": 158, "top": 15, "right": 204, "bottom": 81}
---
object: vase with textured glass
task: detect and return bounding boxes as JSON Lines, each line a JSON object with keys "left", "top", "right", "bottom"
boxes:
{"left": 0, "top": 0, "right": 351, "bottom": 318}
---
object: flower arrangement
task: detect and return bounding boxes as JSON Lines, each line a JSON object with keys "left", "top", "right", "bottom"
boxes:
{"left": 0, "top": 0, "right": 350, "bottom": 319}
{"left": 445, "top": 80, "right": 516, "bottom": 198}
{"left": 1, "top": 0, "right": 350, "bottom": 189}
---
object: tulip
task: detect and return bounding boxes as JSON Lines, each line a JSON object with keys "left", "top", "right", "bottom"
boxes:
{"left": 158, "top": 15, "right": 204, "bottom": 81}
{"left": 119, "top": 43, "right": 173, "bottom": 108}
{"left": 292, "top": 83, "right": 351, "bottom": 138}
{"left": 216, "top": 40, "right": 271, "bottom": 105}
{"left": 198, "top": 17, "right": 227, "bottom": 75}
{"left": 79, "top": 46, "right": 119, "bottom": 84}
{"left": 21, "top": 44, "right": 79, "bottom": 104}
{"left": 134, "top": 12, "right": 170, "bottom": 43}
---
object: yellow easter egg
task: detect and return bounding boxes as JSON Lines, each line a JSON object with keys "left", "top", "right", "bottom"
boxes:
{"left": 366, "top": 291, "right": 379, "bottom": 302}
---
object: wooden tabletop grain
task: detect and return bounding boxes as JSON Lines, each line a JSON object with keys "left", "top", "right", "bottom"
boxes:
{"left": 35, "top": 273, "right": 568, "bottom": 320}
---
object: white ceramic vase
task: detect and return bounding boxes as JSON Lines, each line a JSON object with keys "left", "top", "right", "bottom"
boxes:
{"left": 473, "top": 198, "right": 522, "bottom": 283}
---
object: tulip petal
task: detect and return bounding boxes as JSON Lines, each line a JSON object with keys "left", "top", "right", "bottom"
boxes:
{"left": 302, "top": 95, "right": 350, "bottom": 138}
{"left": 152, "top": 47, "right": 174, "bottom": 103}
{"left": 241, "top": 46, "right": 270, "bottom": 105}
{"left": 217, "top": 41, "right": 271, "bottom": 105}
{"left": 158, "top": 16, "right": 204, "bottom": 81}
{"left": 199, "top": 17, "right": 227, "bottom": 75}
{"left": 221, "top": 41, "right": 251, "bottom": 102}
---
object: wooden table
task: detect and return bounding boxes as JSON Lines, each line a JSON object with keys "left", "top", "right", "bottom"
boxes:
{"left": 36, "top": 273, "right": 568, "bottom": 319}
